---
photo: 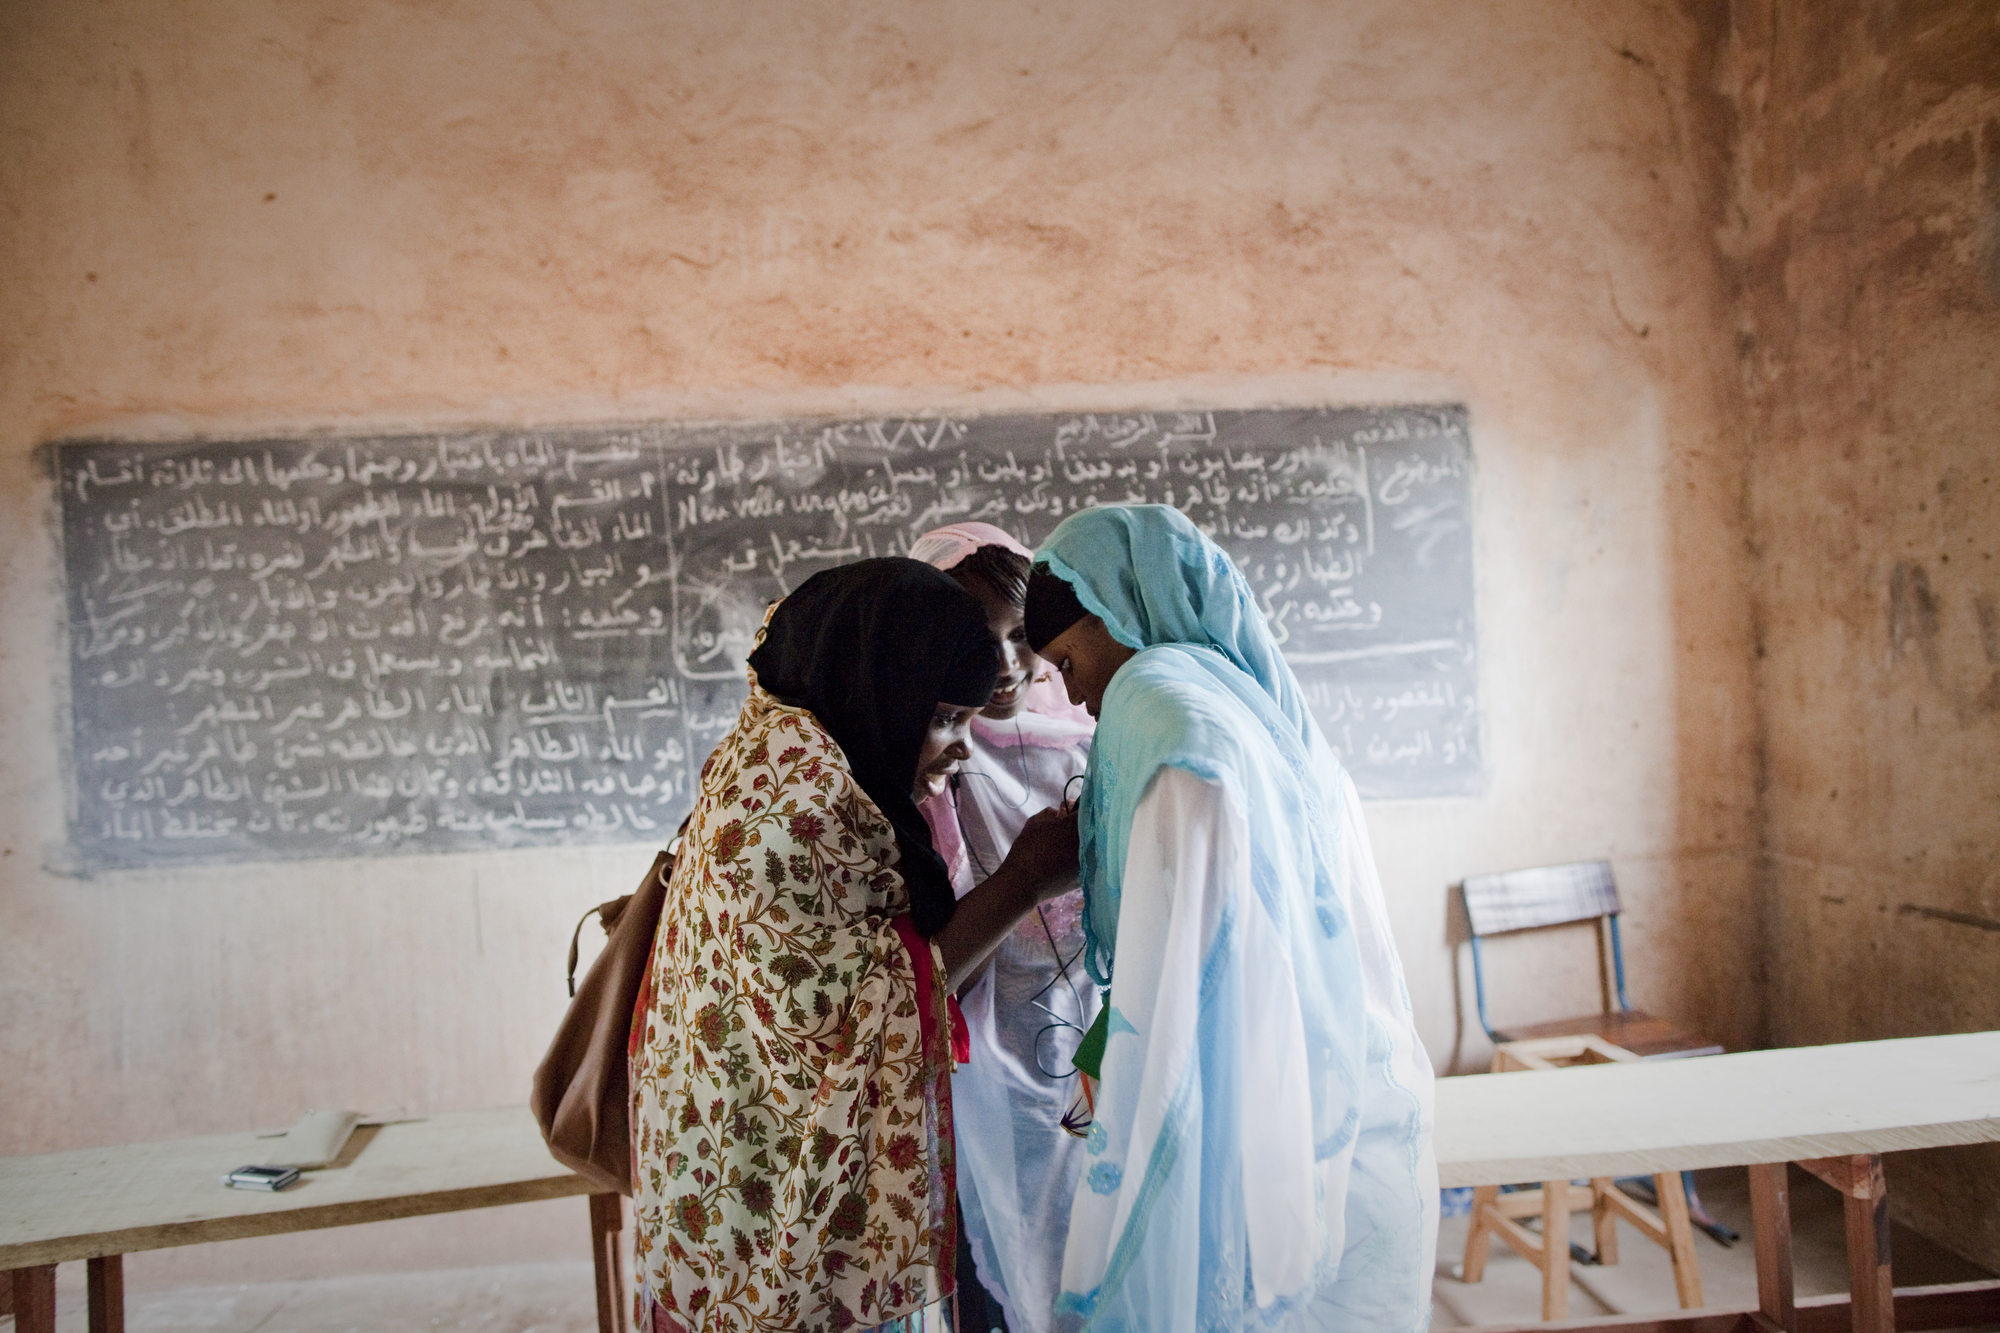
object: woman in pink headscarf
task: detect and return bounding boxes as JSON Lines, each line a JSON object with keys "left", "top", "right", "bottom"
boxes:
{"left": 910, "top": 522, "right": 1099, "bottom": 1333}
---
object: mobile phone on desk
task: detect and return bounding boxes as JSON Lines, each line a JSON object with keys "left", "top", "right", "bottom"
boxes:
{"left": 223, "top": 1164, "right": 301, "bottom": 1191}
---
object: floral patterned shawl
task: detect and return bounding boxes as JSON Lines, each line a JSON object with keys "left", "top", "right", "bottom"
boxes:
{"left": 631, "top": 679, "right": 957, "bottom": 1332}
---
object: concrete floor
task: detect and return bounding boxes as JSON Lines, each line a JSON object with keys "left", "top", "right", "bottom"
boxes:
{"left": 9, "top": 1168, "right": 1994, "bottom": 1331}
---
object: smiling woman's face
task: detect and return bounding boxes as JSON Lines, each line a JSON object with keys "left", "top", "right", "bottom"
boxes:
{"left": 913, "top": 702, "right": 979, "bottom": 801}
{"left": 964, "top": 583, "right": 1036, "bottom": 721}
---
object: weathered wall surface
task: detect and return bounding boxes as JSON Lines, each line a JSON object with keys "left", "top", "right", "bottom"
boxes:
{"left": 1728, "top": 0, "right": 2000, "bottom": 1268}
{"left": 0, "top": 0, "right": 1758, "bottom": 1284}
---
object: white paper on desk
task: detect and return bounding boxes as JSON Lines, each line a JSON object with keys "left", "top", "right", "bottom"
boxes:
{"left": 259, "top": 1109, "right": 362, "bottom": 1168}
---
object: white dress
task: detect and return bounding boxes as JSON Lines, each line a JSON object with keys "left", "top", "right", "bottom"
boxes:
{"left": 937, "top": 711, "right": 1098, "bottom": 1333}
{"left": 1056, "top": 765, "right": 1439, "bottom": 1332}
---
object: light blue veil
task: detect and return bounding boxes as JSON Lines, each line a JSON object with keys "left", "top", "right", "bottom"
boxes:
{"left": 1038, "top": 505, "right": 1411, "bottom": 1332}
{"left": 1035, "top": 504, "right": 1353, "bottom": 980}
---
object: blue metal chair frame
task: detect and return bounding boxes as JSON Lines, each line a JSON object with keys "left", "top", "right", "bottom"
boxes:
{"left": 1467, "top": 911, "right": 1630, "bottom": 1043}
{"left": 1461, "top": 858, "right": 1629, "bottom": 1043}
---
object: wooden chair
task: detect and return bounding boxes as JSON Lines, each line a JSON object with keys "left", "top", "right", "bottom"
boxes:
{"left": 1456, "top": 860, "right": 1720, "bottom": 1320}
{"left": 1461, "top": 859, "right": 1723, "bottom": 1062}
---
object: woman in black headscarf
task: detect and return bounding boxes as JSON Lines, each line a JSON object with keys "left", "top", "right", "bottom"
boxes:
{"left": 630, "top": 559, "right": 1078, "bottom": 1333}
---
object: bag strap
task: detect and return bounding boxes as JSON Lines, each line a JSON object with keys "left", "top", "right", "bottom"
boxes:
{"left": 564, "top": 905, "right": 609, "bottom": 998}
{"left": 564, "top": 820, "right": 695, "bottom": 996}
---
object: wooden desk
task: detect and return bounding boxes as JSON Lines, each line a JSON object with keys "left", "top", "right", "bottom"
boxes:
{"left": 1437, "top": 1030, "right": 2000, "bottom": 1331}
{"left": 0, "top": 1106, "right": 626, "bottom": 1333}
{"left": 7, "top": 1037, "right": 1997, "bottom": 1333}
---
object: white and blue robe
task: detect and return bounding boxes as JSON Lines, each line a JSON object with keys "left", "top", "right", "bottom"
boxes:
{"left": 1037, "top": 505, "right": 1438, "bottom": 1333}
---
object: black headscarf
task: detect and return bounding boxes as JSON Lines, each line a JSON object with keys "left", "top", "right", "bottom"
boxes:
{"left": 1024, "top": 561, "right": 1091, "bottom": 653}
{"left": 746, "top": 558, "right": 1002, "bottom": 937}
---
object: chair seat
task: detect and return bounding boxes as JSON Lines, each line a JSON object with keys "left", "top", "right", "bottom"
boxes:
{"left": 1490, "top": 1009, "right": 1723, "bottom": 1061}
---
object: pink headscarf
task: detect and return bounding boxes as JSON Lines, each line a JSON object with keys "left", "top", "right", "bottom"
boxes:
{"left": 907, "top": 520, "right": 1025, "bottom": 572}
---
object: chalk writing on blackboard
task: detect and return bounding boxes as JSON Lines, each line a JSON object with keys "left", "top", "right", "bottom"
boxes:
{"left": 56, "top": 407, "right": 1477, "bottom": 869}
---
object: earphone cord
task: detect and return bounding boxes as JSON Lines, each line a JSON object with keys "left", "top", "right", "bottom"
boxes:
{"left": 949, "top": 721, "right": 1033, "bottom": 812}
{"left": 955, "top": 776, "right": 1093, "bottom": 1082}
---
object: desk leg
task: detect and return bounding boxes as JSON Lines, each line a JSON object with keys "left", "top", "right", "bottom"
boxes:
{"left": 89, "top": 1255, "right": 126, "bottom": 1333}
{"left": 1835, "top": 1155, "right": 1893, "bottom": 1333}
{"left": 1541, "top": 1178, "right": 1570, "bottom": 1321}
{"left": 10, "top": 1265, "right": 57, "bottom": 1333}
{"left": 1797, "top": 1153, "right": 1895, "bottom": 1333}
{"left": 590, "top": 1193, "right": 631, "bottom": 1333}
{"left": 1748, "top": 1163, "right": 1796, "bottom": 1333}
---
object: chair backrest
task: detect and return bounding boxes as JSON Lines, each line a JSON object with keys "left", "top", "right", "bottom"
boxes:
{"left": 1459, "top": 859, "right": 1629, "bottom": 1041}
{"left": 1462, "top": 859, "right": 1620, "bottom": 938}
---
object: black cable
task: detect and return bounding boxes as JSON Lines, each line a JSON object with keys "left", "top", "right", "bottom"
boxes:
{"left": 952, "top": 767, "right": 1093, "bottom": 1081}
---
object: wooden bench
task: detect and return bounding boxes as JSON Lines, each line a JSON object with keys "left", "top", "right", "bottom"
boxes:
{"left": 1437, "top": 1029, "right": 2000, "bottom": 1331}
{"left": 0, "top": 1106, "right": 627, "bottom": 1333}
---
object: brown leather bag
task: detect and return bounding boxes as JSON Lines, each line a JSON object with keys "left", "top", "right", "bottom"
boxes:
{"left": 531, "top": 846, "right": 674, "bottom": 1196}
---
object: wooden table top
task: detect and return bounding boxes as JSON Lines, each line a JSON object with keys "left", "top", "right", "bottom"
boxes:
{"left": 1435, "top": 1030, "right": 2000, "bottom": 1187}
{"left": 0, "top": 1105, "right": 591, "bottom": 1268}
{"left": 7, "top": 1034, "right": 1997, "bottom": 1268}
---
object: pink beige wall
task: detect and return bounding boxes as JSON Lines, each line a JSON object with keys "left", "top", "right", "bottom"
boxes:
{"left": 3, "top": 0, "right": 1761, "bottom": 1286}
{"left": 1729, "top": 0, "right": 2000, "bottom": 1268}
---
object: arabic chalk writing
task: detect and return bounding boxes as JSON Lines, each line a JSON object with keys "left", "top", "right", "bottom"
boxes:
{"left": 58, "top": 406, "right": 1477, "bottom": 869}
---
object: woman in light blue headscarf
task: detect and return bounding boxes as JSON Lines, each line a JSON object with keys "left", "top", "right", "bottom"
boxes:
{"left": 1023, "top": 504, "right": 1436, "bottom": 1333}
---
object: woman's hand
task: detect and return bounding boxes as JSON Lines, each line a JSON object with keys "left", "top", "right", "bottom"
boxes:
{"left": 932, "top": 805, "right": 1081, "bottom": 990}
{"left": 1001, "top": 804, "right": 1080, "bottom": 901}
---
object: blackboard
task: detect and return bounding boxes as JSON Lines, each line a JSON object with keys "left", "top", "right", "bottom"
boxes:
{"left": 55, "top": 406, "right": 1478, "bottom": 871}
